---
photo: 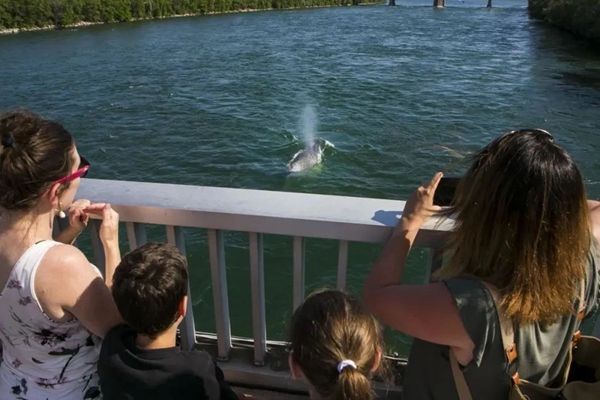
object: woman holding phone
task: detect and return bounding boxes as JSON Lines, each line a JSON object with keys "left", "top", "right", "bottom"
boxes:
{"left": 363, "top": 129, "right": 600, "bottom": 399}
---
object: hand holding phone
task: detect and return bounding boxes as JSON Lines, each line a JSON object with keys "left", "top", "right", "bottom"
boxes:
{"left": 433, "top": 177, "right": 460, "bottom": 207}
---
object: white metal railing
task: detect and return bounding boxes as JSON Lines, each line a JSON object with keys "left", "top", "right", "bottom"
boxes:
{"left": 74, "top": 178, "right": 600, "bottom": 385}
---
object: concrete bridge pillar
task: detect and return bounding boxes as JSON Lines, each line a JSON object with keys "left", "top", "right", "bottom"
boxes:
{"left": 389, "top": 0, "right": 395, "bottom": 5}
{"left": 487, "top": 0, "right": 492, "bottom": 7}
{"left": 433, "top": 0, "right": 445, "bottom": 7}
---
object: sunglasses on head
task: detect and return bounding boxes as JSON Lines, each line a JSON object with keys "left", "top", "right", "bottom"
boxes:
{"left": 489, "top": 128, "right": 554, "bottom": 148}
{"left": 508, "top": 128, "right": 553, "bottom": 140}
{"left": 54, "top": 156, "right": 90, "bottom": 185}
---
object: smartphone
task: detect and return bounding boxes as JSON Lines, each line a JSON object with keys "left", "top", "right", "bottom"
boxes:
{"left": 433, "top": 177, "right": 461, "bottom": 207}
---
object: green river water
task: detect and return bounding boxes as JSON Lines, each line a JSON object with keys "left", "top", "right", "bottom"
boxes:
{"left": 1, "top": 0, "right": 599, "bottom": 353}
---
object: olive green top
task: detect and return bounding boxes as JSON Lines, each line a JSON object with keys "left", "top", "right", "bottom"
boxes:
{"left": 403, "top": 239, "right": 600, "bottom": 400}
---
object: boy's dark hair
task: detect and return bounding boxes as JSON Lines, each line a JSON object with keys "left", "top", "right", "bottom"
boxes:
{"left": 112, "top": 242, "right": 188, "bottom": 338}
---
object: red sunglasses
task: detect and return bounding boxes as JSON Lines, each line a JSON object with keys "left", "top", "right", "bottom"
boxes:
{"left": 54, "top": 156, "right": 90, "bottom": 185}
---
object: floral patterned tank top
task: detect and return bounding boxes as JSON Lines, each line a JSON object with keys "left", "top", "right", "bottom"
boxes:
{"left": 0, "top": 240, "right": 102, "bottom": 400}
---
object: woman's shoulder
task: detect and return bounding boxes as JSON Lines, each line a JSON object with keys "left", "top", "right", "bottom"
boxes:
{"left": 443, "top": 278, "right": 491, "bottom": 309}
{"left": 13, "top": 241, "right": 98, "bottom": 289}
{"left": 35, "top": 242, "right": 101, "bottom": 307}
{"left": 41, "top": 242, "right": 96, "bottom": 274}
{"left": 442, "top": 277, "right": 500, "bottom": 367}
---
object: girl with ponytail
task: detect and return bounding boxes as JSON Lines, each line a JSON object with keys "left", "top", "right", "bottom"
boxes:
{"left": 289, "top": 289, "right": 387, "bottom": 400}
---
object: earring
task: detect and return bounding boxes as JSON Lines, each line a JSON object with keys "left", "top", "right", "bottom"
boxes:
{"left": 57, "top": 202, "right": 66, "bottom": 219}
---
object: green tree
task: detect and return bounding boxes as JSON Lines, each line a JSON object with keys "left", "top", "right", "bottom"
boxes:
{"left": 52, "top": 0, "right": 80, "bottom": 26}
{"left": 1, "top": 0, "right": 372, "bottom": 31}
{"left": 81, "top": 0, "right": 102, "bottom": 21}
{"left": 0, "top": 0, "right": 12, "bottom": 29}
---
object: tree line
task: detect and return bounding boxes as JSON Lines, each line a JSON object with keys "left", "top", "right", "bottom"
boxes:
{"left": 529, "top": 0, "right": 599, "bottom": 43}
{"left": 0, "top": 0, "right": 367, "bottom": 30}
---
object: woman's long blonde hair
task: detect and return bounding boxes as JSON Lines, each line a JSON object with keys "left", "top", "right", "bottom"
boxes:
{"left": 436, "top": 129, "right": 590, "bottom": 325}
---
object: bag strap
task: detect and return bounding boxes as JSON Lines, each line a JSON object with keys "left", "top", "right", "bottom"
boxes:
{"left": 576, "top": 277, "right": 586, "bottom": 322}
{"left": 450, "top": 278, "right": 588, "bottom": 400}
{"left": 573, "top": 277, "right": 587, "bottom": 344}
{"left": 450, "top": 351, "right": 473, "bottom": 400}
{"left": 480, "top": 281, "right": 519, "bottom": 369}
{"left": 479, "top": 278, "right": 586, "bottom": 376}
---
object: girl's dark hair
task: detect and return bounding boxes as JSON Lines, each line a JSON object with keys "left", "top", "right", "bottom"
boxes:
{"left": 289, "top": 289, "right": 385, "bottom": 400}
{"left": 0, "top": 109, "right": 74, "bottom": 211}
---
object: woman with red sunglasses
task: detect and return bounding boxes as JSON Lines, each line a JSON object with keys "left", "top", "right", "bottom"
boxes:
{"left": 0, "top": 109, "right": 121, "bottom": 400}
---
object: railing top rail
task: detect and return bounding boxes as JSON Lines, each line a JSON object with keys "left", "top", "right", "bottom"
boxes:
{"left": 77, "top": 179, "right": 453, "bottom": 245}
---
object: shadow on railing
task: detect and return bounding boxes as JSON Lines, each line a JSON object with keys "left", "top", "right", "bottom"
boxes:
{"left": 70, "top": 178, "right": 599, "bottom": 396}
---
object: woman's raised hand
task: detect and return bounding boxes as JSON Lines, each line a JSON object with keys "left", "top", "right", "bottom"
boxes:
{"left": 67, "top": 199, "right": 91, "bottom": 232}
{"left": 83, "top": 203, "right": 120, "bottom": 246}
{"left": 397, "top": 172, "right": 443, "bottom": 234}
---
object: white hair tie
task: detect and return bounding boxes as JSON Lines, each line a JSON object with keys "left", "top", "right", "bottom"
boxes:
{"left": 337, "top": 359, "right": 357, "bottom": 373}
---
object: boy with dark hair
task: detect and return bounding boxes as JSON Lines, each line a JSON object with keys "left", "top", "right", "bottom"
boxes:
{"left": 98, "top": 242, "right": 239, "bottom": 400}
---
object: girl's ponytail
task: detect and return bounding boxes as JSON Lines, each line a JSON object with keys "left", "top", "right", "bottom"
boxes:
{"left": 289, "top": 289, "right": 387, "bottom": 399}
{"left": 331, "top": 364, "right": 374, "bottom": 400}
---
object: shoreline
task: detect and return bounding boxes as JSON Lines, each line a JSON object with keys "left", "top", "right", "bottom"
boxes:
{"left": 528, "top": 0, "right": 600, "bottom": 44}
{"left": 0, "top": 3, "right": 384, "bottom": 36}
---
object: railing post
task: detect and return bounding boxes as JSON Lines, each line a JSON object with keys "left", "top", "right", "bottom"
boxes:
{"left": 249, "top": 232, "right": 267, "bottom": 366}
{"left": 53, "top": 216, "right": 70, "bottom": 242}
{"left": 126, "top": 222, "right": 147, "bottom": 251}
{"left": 336, "top": 241, "right": 349, "bottom": 291}
{"left": 166, "top": 226, "right": 196, "bottom": 352}
{"left": 56, "top": 216, "right": 70, "bottom": 232}
{"left": 52, "top": 218, "right": 62, "bottom": 239}
{"left": 88, "top": 219, "right": 105, "bottom": 276}
{"left": 208, "top": 229, "right": 232, "bottom": 360}
{"left": 293, "top": 236, "right": 305, "bottom": 312}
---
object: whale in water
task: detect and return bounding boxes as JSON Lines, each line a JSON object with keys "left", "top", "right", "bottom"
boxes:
{"left": 287, "top": 140, "right": 324, "bottom": 173}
